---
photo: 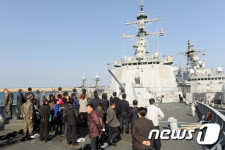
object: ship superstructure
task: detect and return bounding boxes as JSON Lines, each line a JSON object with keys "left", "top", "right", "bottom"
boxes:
{"left": 178, "top": 40, "right": 225, "bottom": 104}
{"left": 108, "top": 2, "right": 182, "bottom": 106}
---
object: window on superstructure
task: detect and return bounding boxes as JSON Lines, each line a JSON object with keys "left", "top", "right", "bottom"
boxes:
{"left": 148, "top": 62, "right": 152, "bottom": 64}
{"left": 212, "top": 78, "right": 214, "bottom": 80}
{"left": 215, "top": 78, "right": 218, "bottom": 80}
{"left": 198, "top": 78, "right": 200, "bottom": 81}
{"left": 218, "top": 77, "right": 221, "bottom": 80}
{"left": 138, "top": 63, "right": 142, "bottom": 65}
{"left": 156, "top": 62, "right": 160, "bottom": 64}
{"left": 223, "top": 77, "right": 225, "bottom": 80}
{"left": 201, "top": 78, "right": 204, "bottom": 80}
{"left": 133, "top": 63, "right": 137, "bottom": 65}
{"left": 143, "top": 62, "right": 147, "bottom": 65}
{"left": 208, "top": 78, "right": 210, "bottom": 80}
{"left": 205, "top": 78, "right": 207, "bottom": 80}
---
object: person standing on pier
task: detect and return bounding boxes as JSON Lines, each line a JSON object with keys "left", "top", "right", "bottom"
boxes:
{"left": 90, "top": 91, "right": 101, "bottom": 111}
{"left": 17, "top": 89, "right": 25, "bottom": 120}
{"left": 86, "top": 103, "right": 102, "bottom": 150}
{"left": 63, "top": 99, "right": 79, "bottom": 146}
{"left": 39, "top": 99, "right": 50, "bottom": 142}
{"left": 34, "top": 90, "right": 41, "bottom": 107}
{"left": 21, "top": 94, "right": 34, "bottom": 137}
{"left": 117, "top": 93, "right": 130, "bottom": 134}
{"left": 110, "top": 92, "right": 121, "bottom": 117}
{"left": 100, "top": 93, "right": 109, "bottom": 125}
{"left": 132, "top": 107, "right": 155, "bottom": 150}
{"left": 39, "top": 90, "right": 47, "bottom": 106}
{"left": 106, "top": 101, "right": 120, "bottom": 146}
{"left": 145, "top": 98, "right": 165, "bottom": 150}
{"left": 56, "top": 87, "right": 64, "bottom": 98}
{"left": 25, "top": 87, "right": 34, "bottom": 102}
{"left": 4, "top": 88, "right": 14, "bottom": 120}
{"left": 79, "top": 89, "right": 88, "bottom": 126}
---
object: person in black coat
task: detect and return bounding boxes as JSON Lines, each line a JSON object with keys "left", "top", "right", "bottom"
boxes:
{"left": 117, "top": 93, "right": 130, "bottom": 134}
{"left": 130, "top": 100, "right": 139, "bottom": 128}
{"left": 101, "top": 93, "right": 109, "bottom": 124}
{"left": 17, "top": 89, "right": 25, "bottom": 119}
{"left": 25, "top": 87, "right": 34, "bottom": 102}
{"left": 90, "top": 91, "right": 101, "bottom": 111}
{"left": 110, "top": 92, "right": 121, "bottom": 117}
{"left": 63, "top": 99, "right": 79, "bottom": 146}
{"left": 39, "top": 99, "right": 50, "bottom": 142}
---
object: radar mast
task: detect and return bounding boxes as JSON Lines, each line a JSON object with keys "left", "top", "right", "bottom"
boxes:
{"left": 122, "top": 1, "right": 165, "bottom": 60}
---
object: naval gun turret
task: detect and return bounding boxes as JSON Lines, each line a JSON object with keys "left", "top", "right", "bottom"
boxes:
{"left": 108, "top": 1, "right": 182, "bottom": 106}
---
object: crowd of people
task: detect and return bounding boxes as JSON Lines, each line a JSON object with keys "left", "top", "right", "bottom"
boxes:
{"left": 3, "top": 87, "right": 165, "bottom": 150}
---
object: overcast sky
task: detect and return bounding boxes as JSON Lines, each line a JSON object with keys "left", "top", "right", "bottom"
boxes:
{"left": 0, "top": 0, "right": 225, "bottom": 88}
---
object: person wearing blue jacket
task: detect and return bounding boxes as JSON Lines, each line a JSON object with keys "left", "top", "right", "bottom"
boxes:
{"left": 54, "top": 100, "right": 61, "bottom": 134}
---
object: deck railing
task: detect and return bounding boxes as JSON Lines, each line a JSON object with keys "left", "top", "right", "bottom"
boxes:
{"left": 196, "top": 102, "right": 225, "bottom": 150}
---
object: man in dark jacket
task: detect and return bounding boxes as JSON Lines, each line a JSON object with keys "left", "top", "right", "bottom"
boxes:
{"left": 25, "top": 87, "right": 34, "bottom": 102}
{"left": 132, "top": 107, "right": 155, "bottom": 150}
{"left": 118, "top": 93, "right": 130, "bottom": 134}
{"left": 63, "top": 99, "right": 79, "bottom": 146}
{"left": 87, "top": 103, "right": 102, "bottom": 150}
{"left": 39, "top": 99, "right": 50, "bottom": 142}
{"left": 17, "top": 89, "right": 25, "bottom": 119}
{"left": 130, "top": 100, "right": 139, "bottom": 128}
{"left": 106, "top": 101, "right": 120, "bottom": 146}
{"left": 90, "top": 91, "right": 101, "bottom": 111}
{"left": 110, "top": 92, "right": 121, "bottom": 116}
{"left": 101, "top": 93, "right": 109, "bottom": 124}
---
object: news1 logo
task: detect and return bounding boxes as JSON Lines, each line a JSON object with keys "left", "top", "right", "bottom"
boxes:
{"left": 148, "top": 124, "right": 220, "bottom": 145}
{"left": 197, "top": 124, "right": 220, "bottom": 145}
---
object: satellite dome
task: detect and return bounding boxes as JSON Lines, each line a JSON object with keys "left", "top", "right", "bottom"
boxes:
{"left": 154, "top": 52, "right": 159, "bottom": 58}
{"left": 136, "top": 53, "right": 144, "bottom": 60}
{"left": 217, "top": 67, "right": 223, "bottom": 73}
{"left": 193, "top": 56, "right": 199, "bottom": 62}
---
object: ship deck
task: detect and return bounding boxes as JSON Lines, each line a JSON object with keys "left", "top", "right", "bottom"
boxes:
{"left": 0, "top": 103, "right": 202, "bottom": 150}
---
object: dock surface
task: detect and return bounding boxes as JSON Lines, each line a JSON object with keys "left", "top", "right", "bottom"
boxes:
{"left": 1, "top": 103, "right": 202, "bottom": 150}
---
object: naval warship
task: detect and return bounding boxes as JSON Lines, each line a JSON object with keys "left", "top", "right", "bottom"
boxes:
{"left": 107, "top": 1, "right": 182, "bottom": 106}
{"left": 177, "top": 40, "right": 225, "bottom": 105}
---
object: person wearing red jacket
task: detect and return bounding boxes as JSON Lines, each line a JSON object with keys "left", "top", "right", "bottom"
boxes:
{"left": 86, "top": 104, "right": 102, "bottom": 150}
